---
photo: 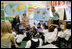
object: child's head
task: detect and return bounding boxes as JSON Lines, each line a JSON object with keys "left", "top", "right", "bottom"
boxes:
{"left": 25, "top": 26, "right": 30, "bottom": 31}
{"left": 32, "top": 26, "right": 37, "bottom": 33}
{"left": 49, "top": 25, "right": 55, "bottom": 32}
{"left": 66, "top": 24, "right": 71, "bottom": 29}
{"left": 43, "top": 23, "right": 47, "bottom": 29}
{"left": 58, "top": 27, "right": 62, "bottom": 32}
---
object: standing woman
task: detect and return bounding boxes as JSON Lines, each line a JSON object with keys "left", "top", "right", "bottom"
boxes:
{"left": 51, "top": 6, "right": 60, "bottom": 27}
{"left": 12, "top": 15, "right": 20, "bottom": 33}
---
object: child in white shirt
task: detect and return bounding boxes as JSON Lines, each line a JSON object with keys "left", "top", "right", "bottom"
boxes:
{"left": 45, "top": 24, "right": 58, "bottom": 44}
{"left": 25, "top": 32, "right": 43, "bottom": 48}
{"left": 64, "top": 24, "right": 71, "bottom": 41}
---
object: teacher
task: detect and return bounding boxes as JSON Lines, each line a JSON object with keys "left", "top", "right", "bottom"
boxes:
{"left": 12, "top": 15, "right": 20, "bottom": 33}
{"left": 51, "top": 6, "right": 60, "bottom": 26}
{"left": 22, "top": 13, "right": 29, "bottom": 27}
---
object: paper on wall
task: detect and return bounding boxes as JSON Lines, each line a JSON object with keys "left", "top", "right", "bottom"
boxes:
{"left": 57, "top": 8, "right": 64, "bottom": 20}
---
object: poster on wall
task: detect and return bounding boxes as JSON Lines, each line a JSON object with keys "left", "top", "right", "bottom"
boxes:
{"left": 58, "top": 1, "right": 65, "bottom": 6}
{"left": 1, "top": 3, "right": 4, "bottom": 9}
{"left": 52, "top": 1, "right": 57, "bottom": 6}
{"left": 5, "top": 4, "right": 28, "bottom": 18}
{"left": 66, "top": 1, "right": 71, "bottom": 6}
{"left": 65, "top": 6, "right": 71, "bottom": 21}
{"left": 47, "top": 1, "right": 52, "bottom": 7}
{"left": 28, "top": 7, "right": 34, "bottom": 19}
{"left": 57, "top": 8, "right": 64, "bottom": 20}
{"left": 34, "top": 8, "right": 50, "bottom": 21}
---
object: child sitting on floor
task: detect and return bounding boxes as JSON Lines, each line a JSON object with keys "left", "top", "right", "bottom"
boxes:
{"left": 45, "top": 24, "right": 58, "bottom": 44}
{"left": 64, "top": 24, "right": 71, "bottom": 41}
{"left": 25, "top": 29, "right": 43, "bottom": 48}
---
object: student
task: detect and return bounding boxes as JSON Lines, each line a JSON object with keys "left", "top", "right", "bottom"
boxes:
{"left": 33, "top": 22, "right": 37, "bottom": 29}
{"left": 25, "top": 33, "right": 43, "bottom": 48}
{"left": 45, "top": 24, "right": 58, "bottom": 44}
{"left": 58, "top": 27, "right": 65, "bottom": 38}
{"left": 37, "top": 23, "right": 41, "bottom": 28}
{"left": 63, "top": 24, "right": 71, "bottom": 47}
{"left": 57, "top": 27, "right": 66, "bottom": 48}
{"left": 23, "top": 26, "right": 32, "bottom": 41}
{"left": 12, "top": 28, "right": 17, "bottom": 37}
{"left": 64, "top": 24, "right": 71, "bottom": 41}
{"left": 1, "top": 22, "right": 18, "bottom": 48}
{"left": 42, "top": 23, "right": 48, "bottom": 35}
{"left": 15, "top": 32, "right": 26, "bottom": 45}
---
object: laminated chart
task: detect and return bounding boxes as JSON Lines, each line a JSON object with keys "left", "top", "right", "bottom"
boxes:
{"left": 34, "top": 8, "right": 50, "bottom": 21}
{"left": 5, "top": 4, "right": 28, "bottom": 16}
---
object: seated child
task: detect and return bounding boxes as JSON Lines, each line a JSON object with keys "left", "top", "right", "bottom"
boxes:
{"left": 25, "top": 32, "right": 43, "bottom": 48}
{"left": 12, "top": 28, "right": 17, "bottom": 37}
{"left": 42, "top": 23, "right": 48, "bottom": 35}
{"left": 33, "top": 22, "right": 37, "bottom": 29}
{"left": 37, "top": 23, "right": 41, "bottom": 29}
{"left": 57, "top": 27, "right": 66, "bottom": 48}
{"left": 45, "top": 24, "right": 58, "bottom": 44}
{"left": 58, "top": 27, "right": 65, "bottom": 38}
{"left": 23, "top": 26, "right": 32, "bottom": 41}
{"left": 64, "top": 24, "right": 71, "bottom": 41}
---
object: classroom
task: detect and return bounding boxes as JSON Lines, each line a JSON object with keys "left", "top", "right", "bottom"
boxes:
{"left": 1, "top": 1, "right": 71, "bottom": 48}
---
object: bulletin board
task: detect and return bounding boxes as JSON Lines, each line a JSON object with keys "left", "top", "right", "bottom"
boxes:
{"left": 4, "top": 4, "right": 28, "bottom": 21}
{"left": 34, "top": 8, "right": 50, "bottom": 21}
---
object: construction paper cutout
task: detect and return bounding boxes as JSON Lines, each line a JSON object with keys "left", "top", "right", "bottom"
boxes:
{"left": 16, "top": 7, "right": 20, "bottom": 12}
{"left": 37, "top": 10, "right": 40, "bottom": 14}
{"left": 1, "top": 3, "right": 4, "bottom": 9}
{"left": 9, "top": 4, "right": 15, "bottom": 9}
{"left": 19, "top": 5, "right": 25, "bottom": 9}
{"left": 12, "top": 9, "right": 15, "bottom": 14}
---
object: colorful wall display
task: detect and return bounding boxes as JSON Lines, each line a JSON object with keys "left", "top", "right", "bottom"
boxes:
{"left": 66, "top": 1, "right": 71, "bottom": 6}
{"left": 52, "top": 1, "right": 57, "bottom": 6}
{"left": 1, "top": 3, "right": 4, "bottom": 9}
{"left": 5, "top": 4, "right": 28, "bottom": 16}
{"left": 47, "top": 1, "right": 52, "bottom": 7}
{"left": 58, "top": 1, "right": 65, "bottom": 6}
{"left": 34, "top": 8, "right": 50, "bottom": 21}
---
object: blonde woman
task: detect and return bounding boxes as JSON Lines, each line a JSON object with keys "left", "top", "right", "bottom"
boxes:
{"left": 1, "top": 22, "right": 18, "bottom": 48}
